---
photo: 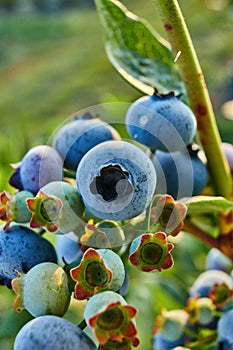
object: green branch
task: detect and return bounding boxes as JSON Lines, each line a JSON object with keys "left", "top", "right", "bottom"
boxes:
{"left": 184, "top": 219, "right": 233, "bottom": 262}
{"left": 153, "top": 0, "right": 232, "bottom": 199}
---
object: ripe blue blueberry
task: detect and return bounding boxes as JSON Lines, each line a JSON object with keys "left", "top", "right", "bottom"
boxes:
{"left": 217, "top": 309, "right": 233, "bottom": 349}
{"left": 125, "top": 92, "right": 197, "bottom": 152}
{"left": 13, "top": 315, "right": 98, "bottom": 350}
{"left": 221, "top": 142, "right": 233, "bottom": 177}
{"left": 76, "top": 140, "right": 156, "bottom": 220}
{"left": 52, "top": 114, "right": 121, "bottom": 171}
{"left": 10, "top": 145, "right": 63, "bottom": 194}
{"left": 206, "top": 248, "right": 232, "bottom": 273}
{"left": 55, "top": 232, "right": 83, "bottom": 266}
{"left": 154, "top": 145, "right": 209, "bottom": 199}
{"left": 119, "top": 268, "right": 129, "bottom": 297}
{"left": 153, "top": 333, "right": 185, "bottom": 350}
{"left": 0, "top": 224, "right": 57, "bottom": 288}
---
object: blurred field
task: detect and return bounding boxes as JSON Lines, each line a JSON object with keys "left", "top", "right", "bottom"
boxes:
{"left": 0, "top": 0, "right": 233, "bottom": 349}
{"left": 0, "top": 0, "right": 233, "bottom": 189}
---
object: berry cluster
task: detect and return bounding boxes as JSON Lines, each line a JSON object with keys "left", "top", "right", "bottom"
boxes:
{"left": 153, "top": 247, "right": 233, "bottom": 349}
{"left": 1, "top": 0, "right": 233, "bottom": 348}
{"left": 1, "top": 90, "right": 233, "bottom": 350}
{"left": 0, "top": 91, "right": 210, "bottom": 349}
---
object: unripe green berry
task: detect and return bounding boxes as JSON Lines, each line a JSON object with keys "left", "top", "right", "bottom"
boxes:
{"left": 12, "top": 262, "right": 71, "bottom": 317}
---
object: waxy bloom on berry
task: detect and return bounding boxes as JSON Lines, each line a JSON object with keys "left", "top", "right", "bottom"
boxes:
{"left": 150, "top": 194, "right": 187, "bottom": 236}
{"left": 129, "top": 231, "right": 174, "bottom": 272}
{"left": 84, "top": 291, "right": 139, "bottom": 348}
{"left": 27, "top": 190, "right": 62, "bottom": 232}
{"left": 0, "top": 190, "right": 33, "bottom": 230}
{"left": 70, "top": 248, "right": 125, "bottom": 300}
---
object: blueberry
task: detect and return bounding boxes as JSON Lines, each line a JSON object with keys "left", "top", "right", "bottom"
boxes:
{"left": 153, "top": 333, "right": 185, "bottom": 350}
{"left": 0, "top": 224, "right": 57, "bottom": 288}
{"left": 9, "top": 164, "right": 24, "bottom": 190}
{"left": 55, "top": 232, "right": 83, "bottom": 266}
{"left": 125, "top": 93, "right": 196, "bottom": 152}
{"left": 206, "top": 248, "right": 232, "bottom": 273}
{"left": 10, "top": 145, "right": 63, "bottom": 194}
{"left": 119, "top": 268, "right": 129, "bottom": 296}
{"left": 13, "top": 315, "right": 98, "bottom": 350}
{"left": 12, "top": 262, "right": 71, "bottom": 317}
{"left": 153, "top": 333, "right": 184, "bottom": 350}
{"left": 52, "top": 114, "right": 121, "bottom": 171}
{"left": 84, "top": 290, "right": 139, "bottom": 347}
{"left": 154, "top": 309, "right": 188, "bottom": 343}
{"left": 154, "top": 145, "right": 208, "bottom": 199}
{"left": 217, "top": 309, "right": 233, "bottom": 349}
{"left": 0, "top": 190, "right": 33, "bottom": 229}
{"left": 189, "top": 269, "right": 233, "bottom": 298}
{"left": 221, "top": 142, "right": 233, "bottom": 177}
{"left": 84, "top": 290, "right": 128, "bottom": 324}
{"left": 70, "top": 248, "right": 125, "bottom": 300}
{"left": 76, "top": 140, "right": 156, "bottom": 220}
{"left": 97, "top": 248, "right": 125, "bottom": 292}
{"left": 39, "top": 181, "right": 84, "bottom": 233}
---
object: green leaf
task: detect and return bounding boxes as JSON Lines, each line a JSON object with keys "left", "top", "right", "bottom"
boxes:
{"left": 183, "top": 195, "right": 233, "bottom": 216}
{"left": 94, "top": 0, "right": 186, "bottom": 97}
{"left": 189, "top": 214, "right": 220, "bottom": 238}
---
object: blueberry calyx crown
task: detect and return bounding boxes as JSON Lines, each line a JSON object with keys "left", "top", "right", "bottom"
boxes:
{"left": 90, "top": 164, "right": 133, "bottom": 202}
{"left": 187, "top": 143, "right": 202, "bottom": 158}
{"left": 152, "top": 87, "right": 183, "bottom": 101}
{"left": 152, "top": 87, "right": 176, "bottom": 98}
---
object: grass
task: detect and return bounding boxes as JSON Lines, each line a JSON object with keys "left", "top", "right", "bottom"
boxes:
{"left": 0, "top": 1, "right": 232, "bottom": 349}
{"left": 0, "top": 7, "right": 140, "bottom": 190}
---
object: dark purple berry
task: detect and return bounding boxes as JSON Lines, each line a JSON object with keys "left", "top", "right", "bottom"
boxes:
{"left": 10, "top": 145, "right": 63, "bottom": 194}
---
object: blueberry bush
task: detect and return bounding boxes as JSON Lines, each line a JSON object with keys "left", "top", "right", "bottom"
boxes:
{"left": 0, "top": 0, "right": 233, "bottom": 349}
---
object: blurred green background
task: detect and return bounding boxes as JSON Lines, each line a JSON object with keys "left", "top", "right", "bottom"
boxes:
{"left": 0, "top": 0, "right": 233, "bottom": 349}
